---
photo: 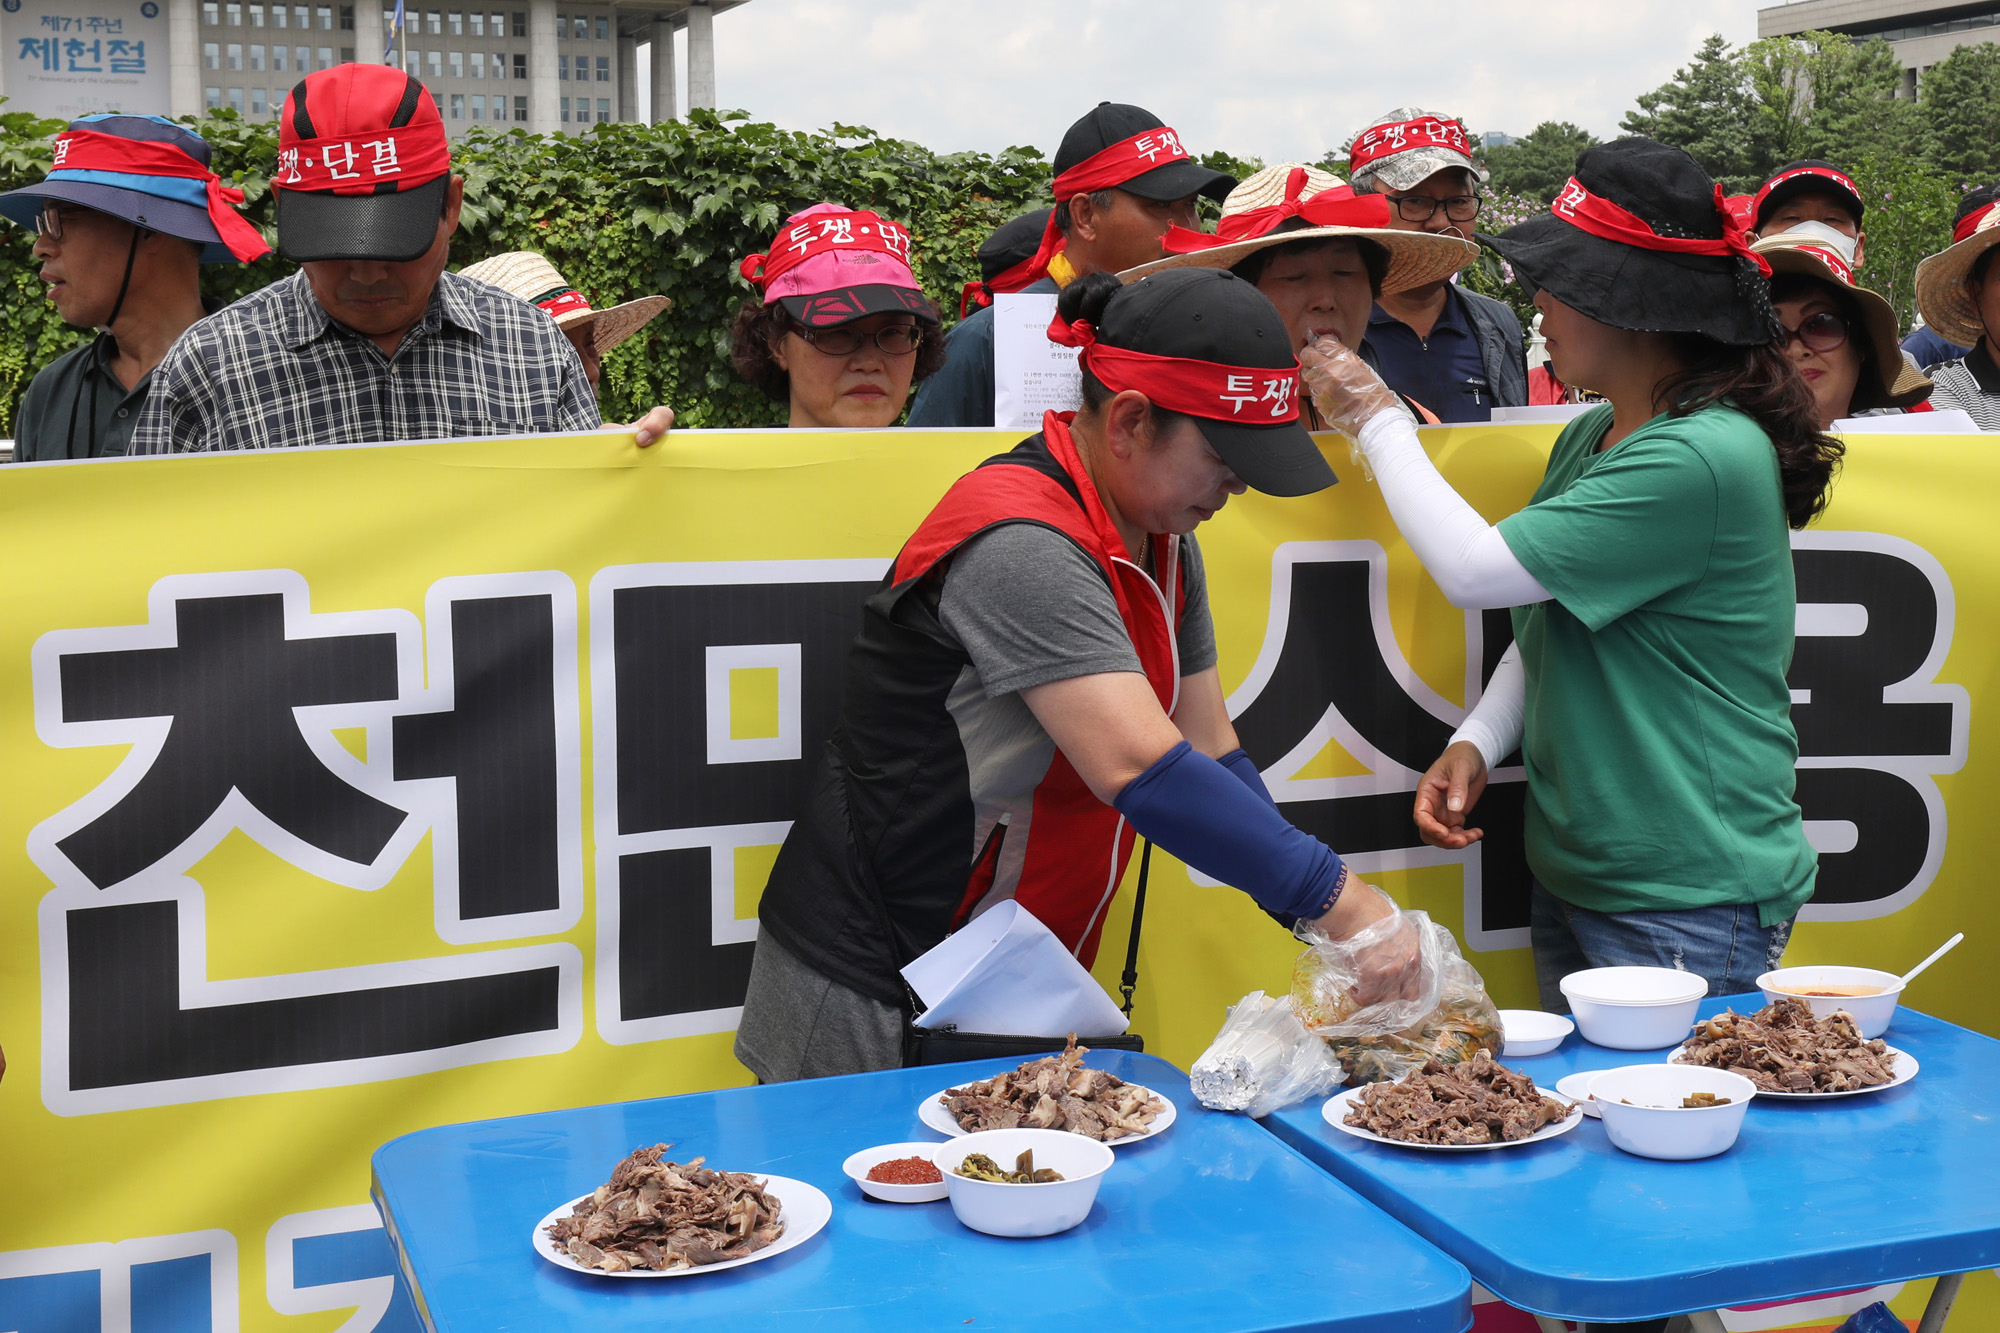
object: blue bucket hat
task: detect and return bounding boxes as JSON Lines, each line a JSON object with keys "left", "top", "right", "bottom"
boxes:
{"left": 0, "top": 113, "right": 269, "bottom": 265}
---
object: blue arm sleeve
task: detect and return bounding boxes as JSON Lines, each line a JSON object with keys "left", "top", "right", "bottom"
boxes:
{"left": 1218, "top": 747, "right": 1276, "bottom": 805}
{"left": 1114, "top": 741, "right": 1346, "bottom": 921}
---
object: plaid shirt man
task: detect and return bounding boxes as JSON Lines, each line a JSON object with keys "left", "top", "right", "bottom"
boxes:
{"left": 128, "top": 269, "right": 601, "bottom": 454}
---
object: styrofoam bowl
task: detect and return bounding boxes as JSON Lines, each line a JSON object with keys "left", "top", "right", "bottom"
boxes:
{"left": 1587, "top": 1064, "right": 1757, "bottom": 1160}
{"left": 930, "top": 1128, "right": 1114, "bottom": 1238}
{"left": 841, "top": 1142, "right": 950, "bottom": 1203}
{"left": 1560, "top": 967, "right": 1708, "bottom": 1050}
{"left": 1757, "top": 966, "right": 1903, "bottom": 1039}
{"left": 1499, "top": 1009, "right": 1575, "bottom": 1058}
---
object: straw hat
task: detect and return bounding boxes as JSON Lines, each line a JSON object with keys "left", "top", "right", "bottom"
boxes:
{"left": 1756, "top": 224, "right": 1931, "bottom": 411}
{"left": 1117, "top": 163, "right": 1477, "bottom": 292}
{"left": 1914, "top": 188, "right": 2000, "bottom": 350}
{"left": 458, "top": 250, "right": 670, "bottom": 353}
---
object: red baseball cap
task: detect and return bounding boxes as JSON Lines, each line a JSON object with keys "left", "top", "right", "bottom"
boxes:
{"left": 275, "top": 64, "right": 453, "bottom": 263}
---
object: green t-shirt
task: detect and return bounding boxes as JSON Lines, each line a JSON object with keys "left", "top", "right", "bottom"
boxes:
{"left": 1497, "top": 403, "right": 1816, "bottom": 927}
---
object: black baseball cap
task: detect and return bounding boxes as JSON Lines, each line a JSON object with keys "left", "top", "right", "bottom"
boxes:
{"left": 1055, "top": 102, "right": 1235, "bottom": 204}
{"left": 979, "top": 208, "right": 1053, "bottom": 283}
{"left": 1091, "top": 267, "right": 1334, "bottom": 496}
{"left": 1754, "top": 160, "right": 1865, "bottom": 231}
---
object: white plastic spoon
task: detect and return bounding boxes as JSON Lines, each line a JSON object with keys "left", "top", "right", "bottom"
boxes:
{"left": 1898, "top": 933, "right": 1964, "bottom": 989}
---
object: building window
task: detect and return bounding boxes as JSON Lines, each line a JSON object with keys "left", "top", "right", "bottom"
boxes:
{"left": 427, "top": 8, "right": 441, "bottom": 34}
{"left": 596, "top": 97, "right": 609, "bottom": 122}
{"left": 272, "top": 43, "right": 287, "bottom": 69}
{"left": 251, "top": 87, "right": 267, "bottom": 113}
{"left": 250, "top": 43, "right": 265, "bottom": 69}
{"left": 404, "top": 49, "right": 419, "bottom": 74}
{"left": 470, "top": 93, "right": 484, "bottom": 120}
{"left": 203, "top": 41, "right": 220, "bottom": 67}
{"left": 572, "top": 14, "right": 586, "bottom": 38}
{"left": 511, "top": 9, "right": 525, "bottom": 37}
{"left": 514, "top": 94, "right": 527, "bottom": 121}
{"left": 554, "top": 10, "right": 566, "bottom": 36}
{"left": 559, "top": 96, "right": 569, "bottom": 122}
{"left": 382, "top": 7, "right": 393, "bottom": 30}
{"left": 431, "top": 89, "right": 441, "bottom": 111}
{"left": 492, "top": 51, "right": 504, "bottom": 77}
{"left": 512, "top": 52, "right": 525, "bottom": 78}
{"left": 449, "top": 49, "right": 463, "bottom": 77}
{"left": 295, "top": 43, "right": 309, "bottom": 68}
{"left": 558, "top": 55, "right": 567, "bottom": 79}
{"left": 228, "top": 86, "right": 245, "bottom": 112}
{"left": 294, "top": 4, "right": 310, "bottom": 27}
{"left": 226, "top": 2, "right": 242, "bottom": 23}
{"left": 317, "top": 5, "right": 332, "bottom": 29}
{"left": 317, "top": 44, "right": 333, "bottom": 67}
{"left": 595, "top": 15, "right": 607, "bottom": 39}
{"left": 596, "top": 54, "right": 608, "bottom": 81}
{"left": 340, "top": 4, "right": 353, "bottom": 29}
{"left": 574, "top": 55, "right": 587, "bottom": 79}
{"left": 205, "top": 86, "right": 223, "bottom": 108}
{"left": 340, "top": 45, "right": 354, "bottom": 60}
{"left": 469, "top": 10, "right": 483, "bottom": 35}
{"left": 470, "top": 50, "right": 483, "bottom": 77}
{"left": 227, "top": 42, "right": 242, "bottom": 68}
{"left": 492, "top": 12, "right": 504, "bottom": 37}
{"left": 427, "top": 48, "right": 441, "bottom": 76}
{"left": 449, "top": 8, "right": 462, "bottom": 34}
{"left": 449, "top": 92, "right": 463, "bottom": 119}
{"left": 204, "top": 2, "right": 220, "bottom": 23}
{"left": 249, "top": 4, "right": 265, "bottom": 25}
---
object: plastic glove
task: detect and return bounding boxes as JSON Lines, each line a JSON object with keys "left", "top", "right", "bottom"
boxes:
{"left": 1300, "top": 882, "right": 1428, "bottom": 1010}
{"left": 1299, "top": 336, "right": 1410, "bottom": 475}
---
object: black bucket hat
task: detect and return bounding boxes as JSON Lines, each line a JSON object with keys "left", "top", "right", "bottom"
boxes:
{"left": 1489, "top": 137, "right": 1779, "bottom": 346}
{"left": 1049, "top": 267, "right": 1335, "bottom": 497}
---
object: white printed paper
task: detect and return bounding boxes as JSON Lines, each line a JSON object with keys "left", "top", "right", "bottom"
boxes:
{"left": 902, "top": 899, "right": 1129, "bottom": 1038}
{"left": 993, "top": 293, "right": 1083, "bottom": 430}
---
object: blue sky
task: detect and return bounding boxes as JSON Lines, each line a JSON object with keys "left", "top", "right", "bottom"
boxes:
{"left": 674, "top": 0, "right": 1766, "bottom": 164}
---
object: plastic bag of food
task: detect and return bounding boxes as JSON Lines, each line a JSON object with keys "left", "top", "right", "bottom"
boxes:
{"left": 1188, "top": 991, "right": 1345, "bottom": 1118}
{"left": 1291, "top": 900, "right": 1502, "bottom": 1085}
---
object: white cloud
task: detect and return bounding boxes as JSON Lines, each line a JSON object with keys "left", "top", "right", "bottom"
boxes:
{"left": 702, "top": 0, "right": 1761, "bottom": 165}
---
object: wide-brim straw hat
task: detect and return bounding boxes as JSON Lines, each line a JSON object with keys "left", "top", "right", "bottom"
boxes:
{"left": 1914, "top": 198, "right": 2000, "bottom": 350}
{"left": 458, "top": 250, "right": 671, "bottom": 354}
{"left": 1755, "top": 228, "right": 1931, "bottom": 411}
{"left": 1116, "top": 162, "right": 1477, "bottom": 292}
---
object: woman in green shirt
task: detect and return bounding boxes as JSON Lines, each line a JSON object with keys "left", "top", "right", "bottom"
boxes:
{"left": 1301, "top": 138, "right": 1843, "bottom": 1008}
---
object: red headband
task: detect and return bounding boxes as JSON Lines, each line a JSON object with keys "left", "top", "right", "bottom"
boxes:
{"left": 1753, "top": 166, "right": 1861, "bottom": 217}
{"left": 1348, "top": 117, "right": 1472, "bottom": 174}
{"left": 1160, "top": 169, "right": 1391, "bottom": 255}
{"left": 1786, "top": 244, "right": 1855, "bottom": 287}
{"left": 1551, "top": 176, "right": 1772, "bottom": 278}
{"left": 1016, "top": 127, "right": 1194, "bottom": 288}
{"left": 959, "top": 245, "right": 1052, "bottom": 318}
{"left": 1047, "top": 311, "right": 1301, "bottom": 423}
{"left": 46, "top": 129, "right": 270, "bottom": 263}
{"left": 1952, "top": 201, "right": 2000, "bottom": 243}
{"left": 739, "top": 209, "right": 913, "bottom": 290}
{"left": 531, "top": 286, "right": 593, "bottom": 319}
{"left": 274, "top": 125, "right": 450, "bottom": 196}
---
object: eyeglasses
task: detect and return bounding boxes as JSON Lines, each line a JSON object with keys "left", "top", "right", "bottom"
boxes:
{"left": 798, "top": 323, "right": 924, "bottom": 357}
{"left": 1781, "top": 309, "right": 1850, "bottom": 354}
{"left": 1389, "top": 193, "right": 1482, "bottom": 224}
{"left": 32, "top": 204, "right": 70, "bottom": 241}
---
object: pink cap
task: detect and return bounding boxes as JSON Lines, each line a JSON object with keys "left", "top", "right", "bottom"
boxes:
{"left": 743, "top": 203, "right": 935, "bottom": 326}
{"left": 760, "top": 203, "right": 922, "bottom": 302}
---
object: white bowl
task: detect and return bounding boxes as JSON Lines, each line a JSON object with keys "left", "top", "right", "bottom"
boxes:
{"left": 1757, "top": 966, "right": 1903, "bottom": 1039}
{"left": 1560, "top": 967, "right": 1708, "bottom": 1050}
{"left": 930, "top": 1128, "right": 1114, "bottom": 1238}
{"left": 1499, "top": 1009, "right": 1575, "bottom": 1058}
{"left": 1587, "top": 1064, "right": 1757, "bottom": 1160}
{"left": 841, "top": 1141, "right": 951, "bottom": 1203}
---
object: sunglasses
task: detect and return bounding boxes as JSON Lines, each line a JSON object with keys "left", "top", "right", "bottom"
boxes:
{"left": 1781, "top": 309, "right": 1850, "bottom": 355}
{"left": 797, "top": 323, "right": 924, "bottom": 357}
{"left": 31, "top": 204, "right": 75, "bottom": 241}
{"left": 1388, "top": 194, "right": 1482, "bottom": 224}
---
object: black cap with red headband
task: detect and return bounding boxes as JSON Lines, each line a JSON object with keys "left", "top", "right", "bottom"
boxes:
{"left": 1049, "top": 267, "right": 1335, "bottom": 497}
{"left": 1015, "top": 103, "right": 1235, "bottom": 288}
{"left": 1487, "top": 137, "right": 1779, "bottom": 346}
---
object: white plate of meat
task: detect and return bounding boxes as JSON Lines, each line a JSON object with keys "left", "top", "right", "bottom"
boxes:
{"left": 1669, "top": 998, "right": 1918, "bottom": 1099}
{"left": 1320, "top": 1050, "right": 1582, "bottom": 1151}
{"left": 533, "top": 1145, "right": 830, "bottom": 1278}
{"left": 918, "top": 1037, "right": 1175, "bottom": 1145}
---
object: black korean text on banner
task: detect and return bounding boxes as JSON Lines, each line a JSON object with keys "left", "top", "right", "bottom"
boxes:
{"left": 1789, "top": 532, "right": 1968, "bottom": 918}
{"left": 30, "top": 570, "right": 584, "bottom": 1115}
{"left": 1216, "top": 541, "right": 1534, "bottom": 951}
{"left": 589, "top": 560, "right": 887, "bottom": 1043}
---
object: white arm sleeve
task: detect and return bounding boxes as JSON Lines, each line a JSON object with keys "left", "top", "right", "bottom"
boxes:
{"left": 1356, "top": 411, "right": 1553, "bottom": 610}
{"left": 1449, "top": 642, "right": 1525, "bottom": 770}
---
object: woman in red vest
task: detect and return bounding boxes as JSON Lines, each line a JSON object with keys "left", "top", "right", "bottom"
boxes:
{"left": 738, "top": 267, "right": 1416, "bottom": 1082}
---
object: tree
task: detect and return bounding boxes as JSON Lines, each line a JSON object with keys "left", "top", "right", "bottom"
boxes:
{"left": 1919, "top": 42, "right": 2000, "bottom": 184}
{"left": 1849, "top": 152, "right": 1960, "bottom": 328}
{"left": 1743, "top": 31, "right": 1917, "bottom": 173}
{"left": 1621, "top": 33, "right": 1763, "bottom": 191}
{"left": 1484, "top": 122, "right": 1601, "bottom": 203}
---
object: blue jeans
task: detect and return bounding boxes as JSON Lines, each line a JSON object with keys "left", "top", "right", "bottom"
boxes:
{"left": 1531, "top": 880, "right": 1793, "bottom": 1013}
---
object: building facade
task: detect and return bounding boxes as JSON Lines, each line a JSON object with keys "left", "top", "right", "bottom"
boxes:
{"left": 0, "top": 0, "right": 745, "bottom": 136}
{"left": 1758, "top": 0, "right": 1999, "bottom": 97}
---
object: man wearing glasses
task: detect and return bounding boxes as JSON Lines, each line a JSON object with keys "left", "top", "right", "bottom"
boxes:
{"left": 0, "top": 114, "right": 270, "bottom": 461}
{"left": 1343, "top": 108, "right": 1526, "bottom": 423}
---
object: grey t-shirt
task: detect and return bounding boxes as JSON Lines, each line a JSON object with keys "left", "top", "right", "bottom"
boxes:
{"left": 937, "top": 522, "right": 1217, "bottom": 695}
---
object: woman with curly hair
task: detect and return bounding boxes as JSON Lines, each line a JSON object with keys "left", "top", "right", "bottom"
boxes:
{"left": 1303, "top": 137, "right": 1843, "bottom": 1006}
{"left": 730, "top": 203, "right": 946, "bottom": 428}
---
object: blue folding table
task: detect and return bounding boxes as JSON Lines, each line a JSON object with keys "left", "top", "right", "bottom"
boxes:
{"left": 1262, "top": 997, "right": 2000, "bottom": 1331}
{"left": 372, "top": 1050, "right": 1473, "bottom": 1332}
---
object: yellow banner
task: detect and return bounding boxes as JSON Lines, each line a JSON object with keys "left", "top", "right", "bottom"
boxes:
{"left": 0, "top": 424, "right": 1988, "bottom": 1331}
